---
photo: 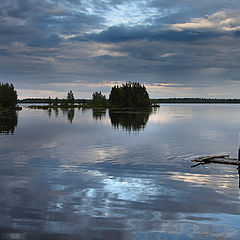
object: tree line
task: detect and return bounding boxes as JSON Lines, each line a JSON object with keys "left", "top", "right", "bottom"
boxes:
{"left": 5, "top": 81, "right": 240, "bottom": 110}
{"left": 151, "top": 98, "right": 240, "bottom": 104}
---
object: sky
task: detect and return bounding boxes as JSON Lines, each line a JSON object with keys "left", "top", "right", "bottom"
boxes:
{"left": 1, "top": 0, "right": 240, "bottom": 99}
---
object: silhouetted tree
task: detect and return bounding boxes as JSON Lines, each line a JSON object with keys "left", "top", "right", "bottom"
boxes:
{"left": 67, "top": 90, "right": 75, "bottom": 105}
{"left": 53, "top": 97, "right": 59, "bottom": 106}
{"left": 48, "top": 96, "right": 52, "bottom": 106}
{"left": 61, "top": 99, "right": 68, "bottom": 108}
{"left": 109, "top": 82, "right": 151, "bottom": 107}
{"left": 0, "top": 83, "right": 18, "bottom": 109}
{"left": 92, "top": 91, "right": 107, "bottom": 106}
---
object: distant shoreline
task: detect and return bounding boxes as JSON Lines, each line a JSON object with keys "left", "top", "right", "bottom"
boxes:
{"left": 152, "top": 98, "right": 240, "bottom": 104}
{"left": 18, "top": 98, "right": 240, "bottom": 104}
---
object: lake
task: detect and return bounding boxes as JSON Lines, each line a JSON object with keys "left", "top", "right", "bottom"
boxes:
{"left": 1, "top": 104, "right": 240, "bottom": 240}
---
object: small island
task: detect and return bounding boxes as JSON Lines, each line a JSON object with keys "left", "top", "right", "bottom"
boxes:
{"left": 23, "top": 82, "right": 153, "bottom": 110}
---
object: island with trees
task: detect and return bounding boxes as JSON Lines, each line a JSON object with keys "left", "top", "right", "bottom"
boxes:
{"left": 25, "top": 82, "right": 153, "bottom": 109}
{"left": 109, "top": 82, "right": 151, "bottom": 107}
{"left": 0, "top": 83, "right": 21, "bottom": 110}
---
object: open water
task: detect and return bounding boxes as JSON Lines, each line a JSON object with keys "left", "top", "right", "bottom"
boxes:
{"left": 1, "top": 104, "right": 240, "bottom": 239}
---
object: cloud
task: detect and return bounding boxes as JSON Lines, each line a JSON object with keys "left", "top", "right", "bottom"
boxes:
{"left": 168, "top": 11, "right": 240, "bottom": 33}
{"left": 76, "top": 25, "right": 219, "bottom": 44}
{"left": 0, "top": 0, "right": 105, "bottom": 47}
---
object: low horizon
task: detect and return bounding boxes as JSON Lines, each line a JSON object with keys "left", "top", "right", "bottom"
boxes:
{"left": 18, "top": 96, "right": 240, "bottom": 100}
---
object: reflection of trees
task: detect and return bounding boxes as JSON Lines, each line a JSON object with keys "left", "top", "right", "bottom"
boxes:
{"left": 0, "top": 111, "right": 18, "bottom": 135}
{"left": 47, "top": 108, "right": 52, "bottom": 118}
{"left": 109, "top": 108, "right": 152, "bottom": 132}
{"left": 67, "top": 108, "right": 75, "bottom": 123}
{"left": 54, "top": 108, "right": 59, "bottom": 117}
{"left": 92, "top": 108, "right": 106, "bottom": 120}
{"left": 61, "top": 108, "right": 75, "bottom": 123}
{"left": 48, "top": 108, "right": 75, "bottom": 123}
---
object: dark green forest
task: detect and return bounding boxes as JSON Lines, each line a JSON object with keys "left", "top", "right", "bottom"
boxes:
{"left": 0, "top": 83, "right": 18, "bottom": 110}
{"left": 109, "top": 82, "right": 152, "bottom": 107}
{"left": 92, "top": 91, "right": 108, "bottom": 106}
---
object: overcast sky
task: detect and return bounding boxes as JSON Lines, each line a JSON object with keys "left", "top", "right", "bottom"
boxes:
{"left": 1, "top": 0, "right": 240, "bottom": 99}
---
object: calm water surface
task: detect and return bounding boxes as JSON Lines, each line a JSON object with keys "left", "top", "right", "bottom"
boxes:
{"left": 1, "top": 105, "right": 240, "bottom": 239}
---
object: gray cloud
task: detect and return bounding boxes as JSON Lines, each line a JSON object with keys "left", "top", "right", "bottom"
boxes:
{"left": 0, "top": 0, "right": 104, "bottom": 47}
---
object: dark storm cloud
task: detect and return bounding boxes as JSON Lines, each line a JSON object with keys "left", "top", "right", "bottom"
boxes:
{"left": 149, "top": 0, "right": 240, "bottom": 14}
{"left": 0, "top": 0, "right": 104, "bottom": 47}
{"left": 79, "top": 25, "right": 223, "bottom": 43}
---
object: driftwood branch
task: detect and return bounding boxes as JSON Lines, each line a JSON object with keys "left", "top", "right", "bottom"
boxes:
{"left": 191, "top": 153, "right": 240, "bottom": 188}
{"left": 191, "top": 154, "right": 239, "bottom": 166}
{"left": 191, "top": 154, "right": 229, "bottom": 162}
{"left": 191, "top": 162, "right": 206, "bottom": 168}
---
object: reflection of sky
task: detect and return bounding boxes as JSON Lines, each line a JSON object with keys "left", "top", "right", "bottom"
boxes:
{"left": 1, "top": 105, "right": 240, "bottom": 239}
{"left": 86, "top": 170, "right": 178, "bottom": 202}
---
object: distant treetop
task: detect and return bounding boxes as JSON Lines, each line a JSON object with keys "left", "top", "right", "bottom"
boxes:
{"left": 92, "top": 91, "right": 107, "bottom": 106}
{"left": 109, "top": 82, "right": 151, "bottom": 107}
{"left": 67, "top": 90, "right": 75, "bottom": 105}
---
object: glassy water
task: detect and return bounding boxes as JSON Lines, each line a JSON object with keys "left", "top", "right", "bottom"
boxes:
{"left": 1, "top": 105, "right": 240, "bottom": 240}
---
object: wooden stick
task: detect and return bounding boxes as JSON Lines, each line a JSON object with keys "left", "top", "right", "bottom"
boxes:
{"left": 192, "top": 158, "right": 240, "bottom": 165}
{"left": 190, "top": 152, "right": 240, "bottom": 189}
{"left": 191, "top": 162, "right": 206, "bottom": 168}
{"left": 191, "top": 154, "right": 229, "bottom": 162}
{"left": 204, "top": 159, "right": 240, "bottom": 165}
